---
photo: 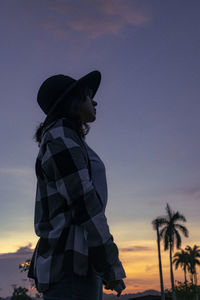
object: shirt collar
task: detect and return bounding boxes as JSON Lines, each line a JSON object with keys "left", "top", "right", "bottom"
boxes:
{"left": 41, "top": 117, "right": 80, "bottom": 139}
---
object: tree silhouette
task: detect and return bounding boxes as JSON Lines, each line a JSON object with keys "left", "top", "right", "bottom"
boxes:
{"left": 185, "top": 244, "right": 200, "bottom": 285}
{"left": 11, "top": 286, "right": 32, "bottom": 300}
{"left": 19, "top": 260, "right": 31, "bottom": 272}
{"left": 19, "top": 259, "right": 41, "bottom": 298}
{"left": 159, "top": 203, "right": 189, "bottom": 300}
{"left": 173, "top": 249, "right": 190, "bottom": 284}
{"left": 152, "top": 217, "right": 166, "bottom": 300}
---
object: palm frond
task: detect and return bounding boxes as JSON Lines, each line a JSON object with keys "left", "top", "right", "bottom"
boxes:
{"left": 193, "top": 245, "right": 200, "bottom": 253}
{"left": 173, "top": 260, "right": 179, "bottom": 269}
{"left": 152, "top": 217, "right": 168, "bottom": 230}
{"left": 159, "top": 226, "right": 167, "bottom": 238}
{"left": 174, "top": 229, "right": 182, "bottom": 249}
{"left": 173, "top": 211, "right": 186, "bottom": 223}
{"left": 164, "top": 232, "right": 169, "bottom": 250}
{"left": 173, "top": 251, "right": 181, "bottom": 258}
{"left": 165, "top": 203, "right": 172, "bottom": 219}
{"left": 175, "top": 224, "right": 189, "bottom": 237}
{"left": 185, "top": 245, "right": 192, "bottom": 252}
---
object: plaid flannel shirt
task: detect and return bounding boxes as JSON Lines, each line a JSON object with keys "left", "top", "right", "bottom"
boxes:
{"left": 27, "top": 117, "right": 126, "bottom": 292}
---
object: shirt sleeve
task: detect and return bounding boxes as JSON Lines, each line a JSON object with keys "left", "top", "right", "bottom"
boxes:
{"left": 41, "top": 135, "right": 126, "bottom": 282}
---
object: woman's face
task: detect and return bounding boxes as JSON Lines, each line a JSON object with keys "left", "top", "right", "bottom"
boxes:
{"left": 79, "top": 88, "right": 98, "bottom": 123}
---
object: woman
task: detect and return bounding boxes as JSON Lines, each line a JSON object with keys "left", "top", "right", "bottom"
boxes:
{"left": 28, "top": 70, "right": 126, "bottom": 300}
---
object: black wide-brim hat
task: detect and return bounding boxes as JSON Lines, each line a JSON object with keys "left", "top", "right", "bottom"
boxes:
{"left": 37, "top": 70, "right": 101, "bottom": 118}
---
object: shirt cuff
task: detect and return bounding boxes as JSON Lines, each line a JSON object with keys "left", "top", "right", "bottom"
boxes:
{"left": 102, "top": 260, "right": 126, "bottom": 282}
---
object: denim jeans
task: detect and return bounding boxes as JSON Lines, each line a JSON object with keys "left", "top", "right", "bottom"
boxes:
{"left": 42, "top": 270, "right": 103, "bottom": 300}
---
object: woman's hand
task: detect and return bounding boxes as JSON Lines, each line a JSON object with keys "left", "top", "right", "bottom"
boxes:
{"left": 104, "top": 279, "right": 126, "bottom": 297}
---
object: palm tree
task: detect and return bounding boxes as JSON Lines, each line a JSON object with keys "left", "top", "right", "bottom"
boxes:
{"left": 159, "top": 203, "right": 189, "bottom": 300}
{"left": 152, "top": 217, "right": 166, "bottom": 300}
{"left": 173, "top": 249, "right": 190, "bottom": 284}
{"left": 185, "top": 245, "right": 200, "bottom": 285}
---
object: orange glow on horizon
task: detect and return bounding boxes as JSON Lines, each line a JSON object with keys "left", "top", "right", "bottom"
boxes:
{"left": 0, "top": 235, "right": 199, "bottom": 295}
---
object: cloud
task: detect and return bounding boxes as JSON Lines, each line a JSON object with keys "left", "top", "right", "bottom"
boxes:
{"left": 169, "top": 184, "right": 200, "bottom": 202}
{"left": 119, "top": 245, "right": 151, "bottom": 252}
{"left": 42, "top": 0, "right": 151, "bottom": 39}
{"left": 124, "top": 277, "right": 156, "bottom": 285}
{"left": 148, "top": 183, "right": 200, "bottom": 207}
{"left": 145, "top": 264, "right": 155, "bottom": 272}
{"left": 0, "top": 167, "right": 33, "bottom": 176}
{"left": 180, "top": 185, "right": 200, "bottom": 199}
{"left": 0, "top": 244, "right": 33, "bottom": 259}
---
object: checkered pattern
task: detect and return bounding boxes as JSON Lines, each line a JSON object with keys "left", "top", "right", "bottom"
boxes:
{"left": 27, "top": 118, "right": 126, "bottom": 292}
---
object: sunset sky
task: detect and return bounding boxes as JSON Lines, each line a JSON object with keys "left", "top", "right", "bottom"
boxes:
{"left": 0, "top": 0, "right": 200, "bottom": 297}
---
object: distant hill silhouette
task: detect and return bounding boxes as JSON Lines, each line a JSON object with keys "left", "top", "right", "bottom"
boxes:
{"left": 130, "top": 296, "right": 172, "bottom": 300}
{"left": 1, "top": 290, "right": 171, "bottom": 300}
{"left": 102, "top": 289, "right": 163, "bottom": 299}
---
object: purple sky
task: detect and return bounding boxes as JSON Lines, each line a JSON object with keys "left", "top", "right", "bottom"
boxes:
{"left": 0, "top": 0, "right": 200, "bottom": 297}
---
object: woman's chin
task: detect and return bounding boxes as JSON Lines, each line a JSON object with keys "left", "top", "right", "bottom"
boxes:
{"left": 88, "top": 117, "right": 96, "bottom": 123}
{"left": 87, "top": 114, "right": 96, "bottom": 123}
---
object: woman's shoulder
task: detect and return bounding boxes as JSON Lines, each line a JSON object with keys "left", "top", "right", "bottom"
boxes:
{"left": 41, "top": 118, "right": 81, "bottom": 145}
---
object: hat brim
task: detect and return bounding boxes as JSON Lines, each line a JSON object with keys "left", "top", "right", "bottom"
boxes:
{"left": 46, "top": 70, "right": 101, "bottom": 118}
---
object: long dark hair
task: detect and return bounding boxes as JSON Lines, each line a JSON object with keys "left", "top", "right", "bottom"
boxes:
{"left": 33, "top": 85, "right": 91, "bottom": 147}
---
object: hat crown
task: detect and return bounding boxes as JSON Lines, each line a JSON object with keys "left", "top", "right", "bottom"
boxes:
{"left": 37, "top": 74, "right": 76, "bottom": 115}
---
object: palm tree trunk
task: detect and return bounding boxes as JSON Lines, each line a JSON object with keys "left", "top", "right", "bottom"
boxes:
{"left": 184, "top": 267, "right": 186, "bottom": 284}
{"left": 156, "top": 227, "right": 165, "bottom": 300}
{"left": 169, "top": 243, "right": 176, "bottom": 300}
{"left": 191, "top": 273, "right": 193, "bottom": 284}
{"left": 194, "top": 272, "right": 198, "bottom": 300}
{"left": 194, "top": 271, "right": 197, "bottom": 285}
